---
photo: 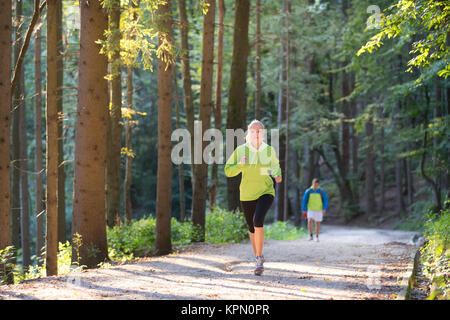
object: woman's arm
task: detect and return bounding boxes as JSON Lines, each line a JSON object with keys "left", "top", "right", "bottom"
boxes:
{"left": 270, "top": 146, "right": 282, "bottom": 180}
{"left": 224, "top": 148, "right": 244, "bottom": 177}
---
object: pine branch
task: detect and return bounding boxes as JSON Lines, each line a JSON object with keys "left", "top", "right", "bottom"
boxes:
{"left": 11, "top": 0, "right": 47, "bottom": 96}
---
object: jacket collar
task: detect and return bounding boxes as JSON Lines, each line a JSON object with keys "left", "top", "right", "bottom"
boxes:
{"left": 246, "top": 141, "right": 268, "bottom": 152}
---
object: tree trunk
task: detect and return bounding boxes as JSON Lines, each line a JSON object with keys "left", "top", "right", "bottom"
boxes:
{"left": 19, "top": 52, "right": 30, "bottom": 270}
{"left": 106, "top": 0, "right": 122, "bottom": 228}
{"left": 394, "top": 101, "right": 406, "bottom": 214}
{"left": 177, "top": 0, "right": 195, "bottom": 208}
{"left": 341, "top": 68, "right": 351, "bottom": 176}
{"left": 11, "top": 0, "right": 22, "bottom": 255}
{"left": 124, "top": 0, "right": 139, "bottom": 224}
{"left": 56, "top": 0, "right": 66, "bottom": 244}
{"left": 34, "top": 22, "right": 45, "bottom": 265}
{"left": 365, "top": 115, "right": 376, "bottom": 215}
{"left": 72, "top": 0, "right": 109, "bottom": 268}
{"left": 209, "top": 0, "right": 225, "bottom": 212}
{"left": 283, "top": 0, "right": 291, "bottom": 221}
{"left": 254, "top": 0, "right": 261, "bottom": 120}
{"left": 124, "top": 66, "right": 134, "bottom": 224}
{"left": 226, "top": 0, "right": 250, "bottom": 212}
{"left": 377, "top": 106, "right": 385, "bottom": 213}
{"left": 0, "top": 0, "right": 12, "bottom": 283}
{"left": 192, "top": 0, "right": 215, "bottom": 242}
{"left": 174, "top": 66, "right": 186, "bottom": 222}
{"left": 155, "top": 0, "right": 174, "bottom": 255}
{"left": 46, "top": 0, "right": 60, "bottom": 275}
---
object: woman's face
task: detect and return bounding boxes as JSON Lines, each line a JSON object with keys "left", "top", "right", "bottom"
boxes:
{"left": 248, "top": 124, "right": 264, "bottom": 145}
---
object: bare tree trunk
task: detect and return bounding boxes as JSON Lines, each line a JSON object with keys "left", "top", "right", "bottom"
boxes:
{"left": 0, "top": 0, "right": 12, "bottom": 283}
{"left": 72, "top": 0, "right": 109, "bottom": 268}
{"left": 174, "top": 67, "right": 186, "bottom": 221}
{"left": 34, "top": 22, "right": 45, "bottom": 265}
{"left": 19, "top": 53, "right": 31, "bottom": 270}
{"left": 226, "top": 0, "right": 250, "bottom": 212}
{"left": 56, "top": 0, "right": 66, "bottom": 244}
{"left": 124, "top": 0, "right": 139, "bottom": 224}
{"left": 46, "top": 0, "right": 59, "bottom": 275}
{"left": 192, "top": 0, "right": 215, "bottom": 242}
{"left": 341, "top": 69, "right": 351, "bottom": 176}
{"left": 254, "top": 0, "right": 261, "bottom": 120}
{"left": 124, "top": 66, "right": 134, "bottom": 224}
{"left": 177, "top": 0, "right": 195, "bottom": 208}
{"left": 209, "top": 0, "right": 225, "bottom": 212}
{"left": 106, "top": 0, "right": 122, "bottom": 228}
{"left": 155, "top": 0, "right": 174, "bottom": 255}
{"left": 365, "top": 115, "right": 376, "bottom": 215}
{"left": 11, "top": 0, "right": 22, "bottom": 255}
{"left": 394, "top": 101, "right": 406, "bottom": 215}
{"left": 283, "top": 0, "right": 290, "bottom": 221}
{"left": 377, "top": 106, "right": 385, "bottom": 214}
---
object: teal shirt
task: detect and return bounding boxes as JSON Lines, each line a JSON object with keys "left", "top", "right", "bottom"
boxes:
{"left": 224, "top": 142, "right": 282, "bottom": 201}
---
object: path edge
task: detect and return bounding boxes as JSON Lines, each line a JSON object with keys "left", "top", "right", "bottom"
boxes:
{"left": 396, "top": 246, "right": 421, "bottom": 300}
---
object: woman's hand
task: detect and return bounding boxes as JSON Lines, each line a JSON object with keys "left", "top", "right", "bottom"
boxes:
{"left": 275, "top": 176, "right": 282, "bottom": 183}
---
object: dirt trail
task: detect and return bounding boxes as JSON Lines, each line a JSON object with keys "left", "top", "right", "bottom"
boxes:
{"left": 0, "top": 225, "right": 419, "bottom": 300}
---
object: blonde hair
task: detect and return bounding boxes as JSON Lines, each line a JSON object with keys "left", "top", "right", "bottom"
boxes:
{"left": 245, "top": 119, "right": 265, "bottom": 143}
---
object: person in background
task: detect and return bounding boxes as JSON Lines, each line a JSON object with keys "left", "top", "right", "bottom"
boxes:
{"left": 301, "top": 178, "right": 328, "bottom": 242}
{"left": 224, "top": 119, "right": 282, "bottom": 276}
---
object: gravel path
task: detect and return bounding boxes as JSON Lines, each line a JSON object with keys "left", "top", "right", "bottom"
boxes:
{"left": 0, "top": 225, "right": 420, "bottom": 300}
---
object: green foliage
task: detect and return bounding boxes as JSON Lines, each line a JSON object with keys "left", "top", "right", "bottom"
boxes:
{"left": 205, "top": 207, "right": 248, "bottom": 244}
{"left": 358, "top": 0, "right": 450, "bottom": 82}
{"left": 420, "top": 204, "right": 450, "bottom": 299}
{"left": 107, "top": 207, "right": 249, "bottom": 259}
{"left": 264, "top": 221, "right": 307, "bottom": 240}
{"left": 0, "top": 246, "right": 15, "bottom": 285}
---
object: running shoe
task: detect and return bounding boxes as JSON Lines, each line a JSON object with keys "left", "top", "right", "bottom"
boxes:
{"left": 254, "top": 256, "right": 264, "bottom": 276}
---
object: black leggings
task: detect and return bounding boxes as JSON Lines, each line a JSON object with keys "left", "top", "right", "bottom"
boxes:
{"left": 241, "top": 194, "right": 274, "bottom": 233}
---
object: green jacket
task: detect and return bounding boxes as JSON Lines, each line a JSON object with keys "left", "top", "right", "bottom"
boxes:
{"left": 224, "top": 142, "right": 282, "bottom": 201}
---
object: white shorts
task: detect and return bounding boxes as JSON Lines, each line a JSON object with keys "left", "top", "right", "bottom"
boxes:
{"left": 307, "top": 210, "right": 323, "bottom": 222}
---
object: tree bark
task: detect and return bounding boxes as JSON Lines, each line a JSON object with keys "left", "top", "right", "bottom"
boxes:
{"left": 106, "top": 0, "right": 122, "bottom": 228}
{"left": 155, "top": 0, "right": 174, "bottom": 255}
{"left": 72, "top": 0, "right": 109, "bottom": 268}
{"left": 254, "top": 0, "right": 261, "bottom": 120}
{"left": 124, "top": 66, "right": 134, "bottom": 224}
{"left": 19, "top": 50, "right": 30, "bottom": 270}
{"left": 177, "top": 0, "right": 195, "bottom": 206}
{"left": 0, "top": 0, "right": 12, "bottom": 283}
{"left": 192, "top": 0, "right": 215, "bottom": 242}
{"left": 365, "top": 115, "right": 376, "bottom": 215}
{"left": 34, "top": 22, "right": 45, "bottom": 265}
{"left": 56, "top": 0, "right": 66, "bottom": 244}
{"left": 174, "top": 66, "right": 186, "bottom": 222}
{"left": 124, "top": 0, "right": 139, "bottom": 224}
{"left": 46, "top": 0, "right": 60, "bottom": 275}
{"left": 226, "top": 0, "right": 250, "bottom": 212}
{"left": 209, "top": 0, "right": 225, "bottom": 212}
{"left": 11, "top": 0, "right": 22, "bottom": 256}
{"left": 377, "top": 106, "right": 385, "bottom": 213}
{"left": 283, "top": 0, "right": 291, "bottom": 222}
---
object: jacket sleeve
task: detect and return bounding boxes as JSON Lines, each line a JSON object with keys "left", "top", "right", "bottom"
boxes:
{"left": 224, "top": 148, "right": 244, "bottom": 177}
{"left": 270, "top": 147, "right": 282, "bottom": 178}
{"left": 301, "top": 189, "right": 310, "bottom": 211}
{"left": 322, "top": 189, "right": 329, "bottom": 210}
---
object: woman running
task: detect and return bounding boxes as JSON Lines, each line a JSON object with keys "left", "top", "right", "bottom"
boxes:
{"left": 224, "top": 120, "right": 282, "bottom": 276}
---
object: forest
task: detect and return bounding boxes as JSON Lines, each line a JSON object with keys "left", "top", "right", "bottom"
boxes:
{"left": 0, "top": 0, "right": 448, "bottom": 298}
